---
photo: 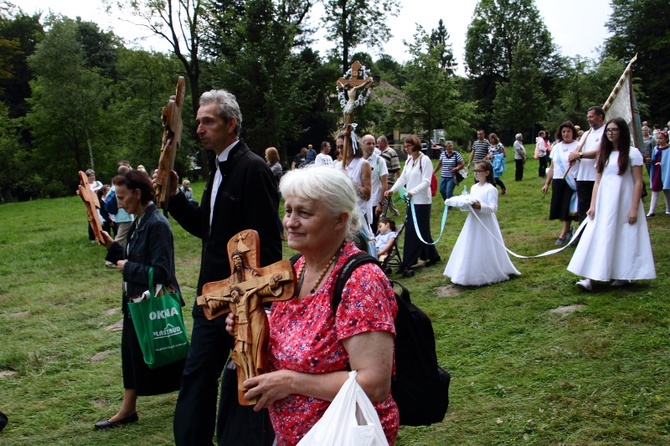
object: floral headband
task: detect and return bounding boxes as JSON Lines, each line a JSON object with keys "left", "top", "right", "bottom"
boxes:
{"left": 658, "top": 130, "right": 669, "bottom": 139}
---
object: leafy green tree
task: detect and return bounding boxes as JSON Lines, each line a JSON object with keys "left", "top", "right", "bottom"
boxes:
{"left": 604, "top": 0, "right": 670, "bottom": 122}
{"left": 0, "top": 9, "right": 44, "bottom": 118}
{"left": 465, "top": 0, "right": 558, "bottom": 122}
{"left": 106, "top": 48, "right": 197, "bottom": 176}
{"left": 492, "top": 41, "right": 547, "bottom": 135}
{"left": 372, "top": 53, "right": 406, "bottom": 87}
{"left": 285, "top": 48, "right": 340, "bottom": 159}
{"left": 322, "top": 0, "right": 400, "bottom": 72}
{"left": 105, "top": 0, "right": 206, "bottom": 118}
{"left": 541, "top": 56, "right": 626, "bottom": 134}
{"left": 207, "top": 0, "right": 315, "bottom": 156}
{"left": 397, "top": 26, "right": 478, "bottom": 145}
{"left": 0, "top": 105, "right": 28, "bottom": 201}
{"left": 26, "top": 16, "right": 112, "bottom": 195}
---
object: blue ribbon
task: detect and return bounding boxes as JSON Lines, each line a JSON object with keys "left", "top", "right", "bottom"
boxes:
{"left": 408, "top": 197, "right": 449, "bottom": 245}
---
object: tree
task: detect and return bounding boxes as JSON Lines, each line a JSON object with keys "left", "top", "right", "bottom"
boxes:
{"left": 542, "top": 56, "right": 627, "bottom": 134}
{"left": 207, "top": 0, "right": 315, "bottom": 157}
{"left": 397, "top": 26, "right": 477, "bottom": 146}
{"left": 0, "top": 9, "right": 44, "bottom": 119}
{"left": 429, "top": 19, "right": 456, "bottom": 76}
{"left": 464, "top": 0, "right": 558, "bottom": 122}
{"left": 106, "top": 0, "right": 205, "bottom": 118}
{"left": 491, "top": 41, "right": 547, "bottom": 135}
{"left": 372, "top": 53, "right": 406, "bottom": 87}
{"left": 106, "top": 48, "right": 197, "bottom": 175}
{"left": 322, "top": 0, "right": 400, "bottom": 72}
{"left": 604, "top": 0, "right": 670, "bottom": 123}
{"left": 26, "top": 16, "right": 112, "bottom": 195}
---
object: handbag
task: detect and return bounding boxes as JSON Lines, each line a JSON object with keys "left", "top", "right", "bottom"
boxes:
{"left": 296, "top": 370, "right": 388, "bottom": 446}
{"left": 128, "top": 267, "right": 189, "bottom": 369}
{"left": 454, "top": 167, "right": 467, "bottom": 185}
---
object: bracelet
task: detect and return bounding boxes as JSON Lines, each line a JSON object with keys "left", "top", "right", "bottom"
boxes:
{"left": 579, "top": 153, "right": 583, "bottom": 159}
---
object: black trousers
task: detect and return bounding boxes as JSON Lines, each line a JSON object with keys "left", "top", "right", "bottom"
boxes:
{"left": 515, "top": 159, "right": 524, "bottom": 181}
{"left": 538, "top": 155, "right": 549, "bottom": 177}
{"left": 403, "top": 203, "right": 439, "bottom": 267}
{"left": 173, "top": 305, "right": 274, "bottom": 446}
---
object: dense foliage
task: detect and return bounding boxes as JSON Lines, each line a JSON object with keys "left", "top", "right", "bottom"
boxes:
{"left": 0, "top": 0, "right": 666, "bottom": 201}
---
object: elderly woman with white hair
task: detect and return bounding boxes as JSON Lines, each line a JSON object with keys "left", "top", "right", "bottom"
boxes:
{"left": 226, "top": 165, "right": 399, "bottom": 445}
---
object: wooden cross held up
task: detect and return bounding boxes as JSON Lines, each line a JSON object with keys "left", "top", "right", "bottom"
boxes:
{"left": 155, "top": 76, "right": 185, "bottom": 209}
{"left": 196, "top": 230, "right": 296, "bottom": 405}
{"left": 336, "top": 61, "right": 373, "bottom": 167}
{"left": 77, "top": 171, "right": 104, "bottom": 244}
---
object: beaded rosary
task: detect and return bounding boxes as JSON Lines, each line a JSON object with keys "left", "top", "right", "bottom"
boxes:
{"left": 296, "top": 242, "right": 345, "bottom": 295}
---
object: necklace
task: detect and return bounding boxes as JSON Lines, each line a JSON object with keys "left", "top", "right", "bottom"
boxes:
{"left": 296, "top": 243, "right": 344, "bottom": 295}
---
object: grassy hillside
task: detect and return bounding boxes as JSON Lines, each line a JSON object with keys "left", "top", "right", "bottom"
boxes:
{"left": 1, "top": 155, "right": 668, "bottom": 445}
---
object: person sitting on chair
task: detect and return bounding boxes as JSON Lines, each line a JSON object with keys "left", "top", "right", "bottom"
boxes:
{"left": 376, "top": 217, "right": 397, "bottom": 262}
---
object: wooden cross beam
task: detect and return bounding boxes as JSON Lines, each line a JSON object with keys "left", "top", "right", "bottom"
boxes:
{"left": 77, "top": 170, "right": 104, "bottom": 244}
{"left": 196, "top": 230, "right": 296, "bottom": 405}
{"left": 155, "top": 76, "right": 185, "bottom": 209}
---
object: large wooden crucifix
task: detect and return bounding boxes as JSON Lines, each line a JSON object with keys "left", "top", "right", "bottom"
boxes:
{"left": 155, "top": 76, "right": 185, "bottom": 209}
{"left": 336, "top": 60, "right": 373, "bottom": 167}
{"left": 196, "top": 230, "right": 296, "bottom": 405}
{"left": 77, "top": 170, "right": 104, "bottom": 244}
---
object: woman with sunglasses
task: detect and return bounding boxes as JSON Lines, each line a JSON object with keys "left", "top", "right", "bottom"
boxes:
{"left": 567, "top": 117, "right": 656, "bottom": 290}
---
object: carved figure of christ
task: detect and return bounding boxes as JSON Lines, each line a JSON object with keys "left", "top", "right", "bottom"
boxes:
{"left": 196, "top": 230, "right": 295, "bottom": 405}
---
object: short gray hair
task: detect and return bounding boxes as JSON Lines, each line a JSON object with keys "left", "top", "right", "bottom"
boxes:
{"left": 279, "top": 165, "right": 361, "bottom": 240}
{"left": 515, "top": 133, "right": 523, "bottom": 140}
{"left": 199, "top": 89, "right": 243, "bottom": 135}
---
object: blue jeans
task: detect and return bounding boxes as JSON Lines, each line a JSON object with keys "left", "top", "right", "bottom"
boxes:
{"left": 439, "top": 176, "right": 456, "bottom": 200}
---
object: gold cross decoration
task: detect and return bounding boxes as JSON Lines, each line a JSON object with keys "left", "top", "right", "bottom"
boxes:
{"left": 196, "top": 230, "right": 296, "bottom": 405}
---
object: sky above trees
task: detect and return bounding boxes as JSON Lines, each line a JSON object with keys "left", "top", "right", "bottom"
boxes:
{"left": 21, "top": 0, "right": 612, "bottom": 76}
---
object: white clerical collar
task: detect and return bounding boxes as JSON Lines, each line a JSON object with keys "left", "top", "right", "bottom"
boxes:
{"left": 217, "top": 140, "right": 239, "bottom": 164}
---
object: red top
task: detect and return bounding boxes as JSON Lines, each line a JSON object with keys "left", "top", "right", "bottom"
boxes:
{"left": 268, "top": 242, "right": 399, "bottom": 445}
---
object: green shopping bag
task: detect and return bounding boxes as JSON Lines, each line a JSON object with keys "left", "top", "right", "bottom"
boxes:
{"left": 128, "top": 267, "right": 189, "bottom": 369}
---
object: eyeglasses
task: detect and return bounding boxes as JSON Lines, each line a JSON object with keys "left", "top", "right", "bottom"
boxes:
{"left": 336, "top": 144, "right": 344, "bottom": 149}
{"left": 473, "top": 169, "right": 484, "bottom": 173}
{"left": 606, "top": 128, "right": 620, "bottom": 134}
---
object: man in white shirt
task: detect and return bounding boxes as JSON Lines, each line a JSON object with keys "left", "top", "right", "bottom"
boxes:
{"left": 314, "top": 141, "right": 334, "bottom": 167}
{"left": 568, "top": 106, "right": 606, "bottom": 226}
{"left": 362, "top": 134, "right": 388, "bottom": 231}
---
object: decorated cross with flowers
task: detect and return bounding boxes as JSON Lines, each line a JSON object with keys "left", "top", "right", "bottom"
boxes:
{"left": 335, "top": 61, "right": 373, "bottom": 166}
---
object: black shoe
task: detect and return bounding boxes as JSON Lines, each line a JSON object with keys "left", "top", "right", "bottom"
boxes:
{"left": 425, "top": 256, "right": 441, "bottom": 267}
{"left": 0, "top": 411, "right": 7, "bottom": 432}
{"left": 401, "top": 267, "right": 415, "bottom": 278}
{"left": 94, "top": 412, "right": 138, "bottom": 430}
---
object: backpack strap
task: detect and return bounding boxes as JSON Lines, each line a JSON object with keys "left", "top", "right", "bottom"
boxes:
{"left": 332, "top": 252, "right": 379, "bottom": 313}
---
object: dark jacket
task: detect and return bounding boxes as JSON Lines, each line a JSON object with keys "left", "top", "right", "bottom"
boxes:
{"left": 106, "top": 203, "right": 180, "bottom": 314}
{"left": 168, "top": 140, "right": 282, "bottom": 296}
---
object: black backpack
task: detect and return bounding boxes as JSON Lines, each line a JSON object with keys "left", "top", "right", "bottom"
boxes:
{"left": 332, "top": 252, "right": 450, "bottom": 426}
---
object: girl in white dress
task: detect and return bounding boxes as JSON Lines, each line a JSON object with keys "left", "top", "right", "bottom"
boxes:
{"left": 568, "top": 117, "right": 656, "bottom": 290}
{"left": 444, "top": 161, "right": 520, "bottom": 286}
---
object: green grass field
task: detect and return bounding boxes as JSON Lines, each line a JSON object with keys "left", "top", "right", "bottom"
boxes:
{"left": 1, "top": 155, "right": 669, "bottom": 445}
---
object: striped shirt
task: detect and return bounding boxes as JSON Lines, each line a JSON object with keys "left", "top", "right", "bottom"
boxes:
{"left": 438, "top": 151, "right": 463, "bottom": 178}
{"left": 472, "top": 140, "right": 490, "bottom": 163}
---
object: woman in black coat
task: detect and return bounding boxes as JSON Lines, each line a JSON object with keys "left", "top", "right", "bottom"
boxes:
{"left": 96, "top": 170, "right": 185, "bottom": 429}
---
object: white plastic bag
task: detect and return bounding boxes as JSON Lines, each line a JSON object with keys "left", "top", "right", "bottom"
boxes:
{"left": 296, "top": 370, "right": 388, "bottom": 446}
